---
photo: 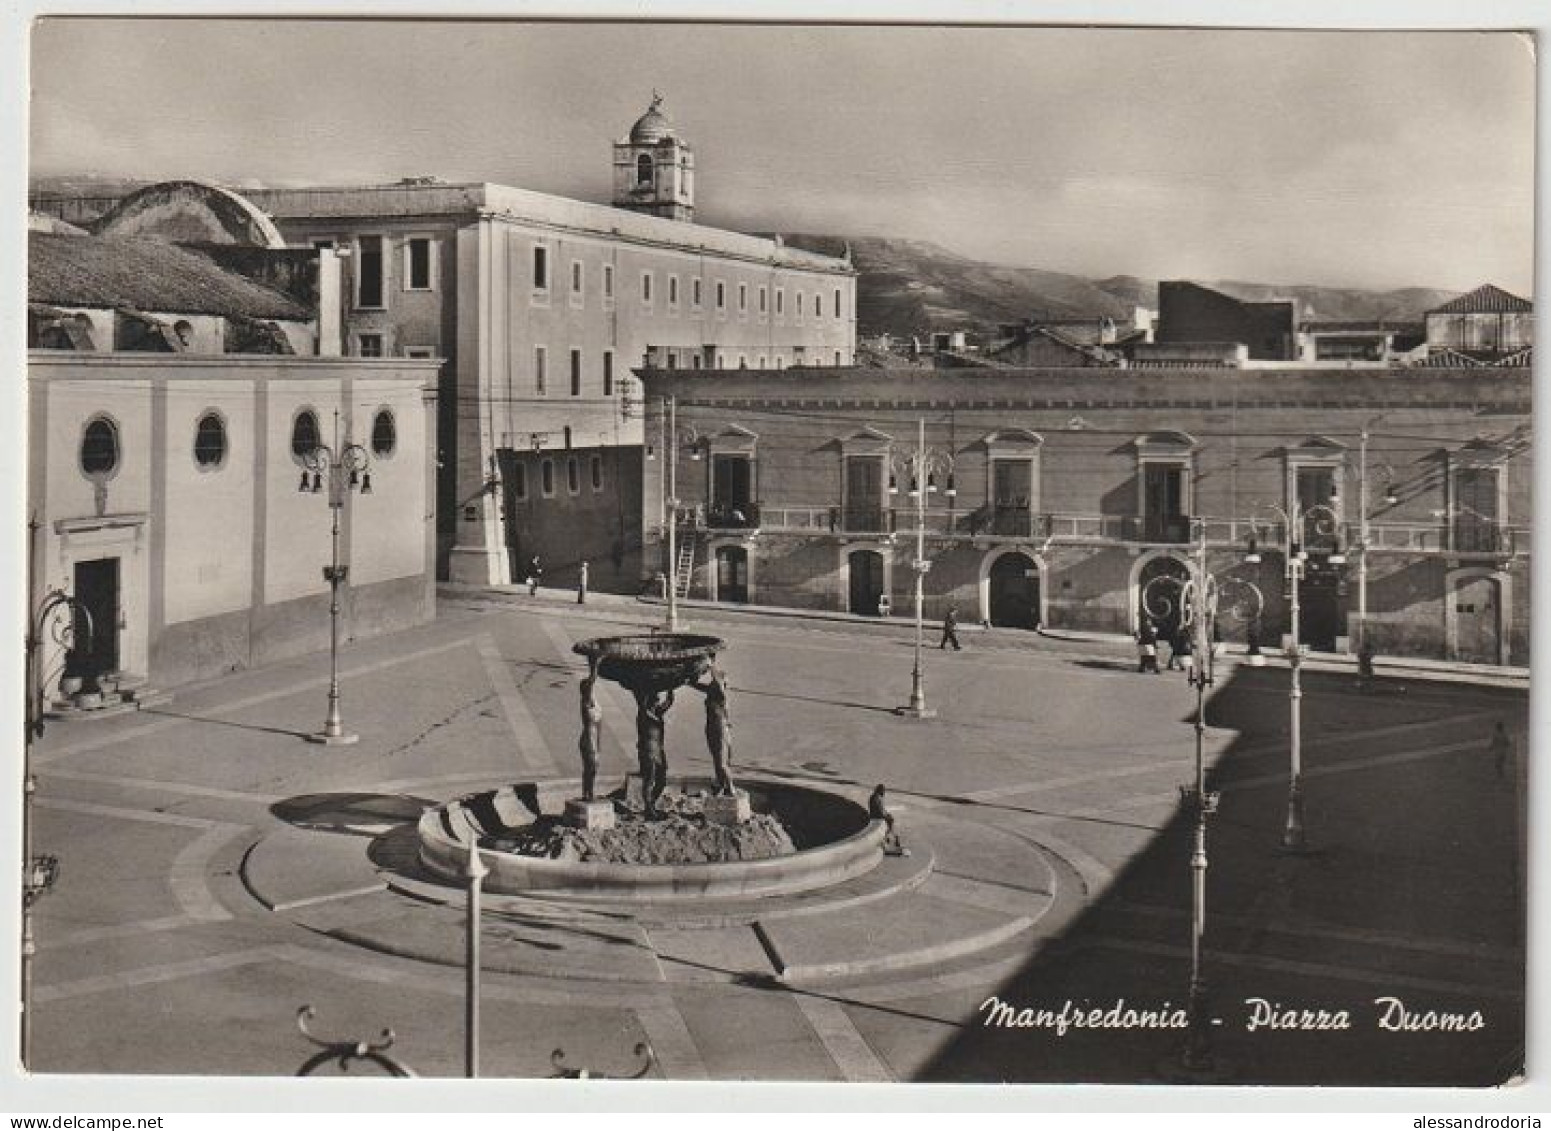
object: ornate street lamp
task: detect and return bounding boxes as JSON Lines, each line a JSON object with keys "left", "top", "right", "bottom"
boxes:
{"left": 1246, "top": 499, "right": 1342, "bottom": 852}
{"left": 1142, "top": 522, "right": 1260, "bottom": 1079}
{"left": 299, "top": 411, "right": 373, "bottom": 746}
{"left": 295, "top": 1006, "right": 417, "bottom": 1077}
{"left": 889, "top": 418, "right": 955, "bottom": 719}
{"left": 21, "top": 513, "right": 92, "bottom": 1067}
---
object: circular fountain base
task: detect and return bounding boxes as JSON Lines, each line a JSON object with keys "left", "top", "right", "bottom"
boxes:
{"left": 418, "top": 777, "right": 884, "bottom": 903}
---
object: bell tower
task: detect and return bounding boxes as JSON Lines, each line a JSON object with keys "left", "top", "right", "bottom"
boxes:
{"left": 613, "top": 92, "right": 695, "bottom": 223}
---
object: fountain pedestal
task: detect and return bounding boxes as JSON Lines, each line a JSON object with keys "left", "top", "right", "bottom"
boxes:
{"left": 703, "top": 789, "right": 752, "bottom": 826}
{"left": 564, "top": 799, "right": 616, "bottom": 831}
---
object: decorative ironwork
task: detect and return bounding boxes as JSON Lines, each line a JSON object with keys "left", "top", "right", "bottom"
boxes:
{"left": 294, "top": 1005, "right": 417, "bottom": 1077}
{"left": 551, "top": 1041, "right": 656, "bottom": 1080}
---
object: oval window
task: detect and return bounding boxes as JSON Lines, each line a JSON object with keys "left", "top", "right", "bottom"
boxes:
{"left": 80, "top": 416, "right": 120, "bottom": 477}
{"left": 290, "top": 409, "right": 321, "bottom": 461}
{"left": 194, "top": 411, "right": 226, "bottom": 469}
{"left": 371, "top": 409, "right": 396, "bottom": 458}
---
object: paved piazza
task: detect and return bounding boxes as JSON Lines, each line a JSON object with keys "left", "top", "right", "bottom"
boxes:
{"left": 29, "top": 589, "right": 1527, "bottom": 1084}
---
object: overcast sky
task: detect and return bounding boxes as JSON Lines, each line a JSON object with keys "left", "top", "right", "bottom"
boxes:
{"left": 28, "top": 20, "right": 1536, "bottom": 294}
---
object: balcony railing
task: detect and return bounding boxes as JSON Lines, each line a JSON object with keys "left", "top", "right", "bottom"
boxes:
{"left": 684, "top": 506, "right": 1528, "bottom": 559}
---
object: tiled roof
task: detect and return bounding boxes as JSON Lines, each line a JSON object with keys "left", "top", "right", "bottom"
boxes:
{"left": 29, "top": 232, "right": 309, "bottom": 321}
{"left": 1428, "top": 284, "right": 1533, "bottom": 315}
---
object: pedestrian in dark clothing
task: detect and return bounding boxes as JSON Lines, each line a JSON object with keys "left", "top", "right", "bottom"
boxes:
{"left": 1137, "top": 620, "right": 1160, "bottom": 674}
{"left": 1490, "top": 722, "right": 1513, "bottom": 781}
{"left": 939, "top": 605, "right": 962, "bottom": 651}
{"left": 527, "top": 556, "right": 542, "bottom": 597}
{"left": 577, "top": 560, "right": 589, "bottom": 605}
{"left": 1165, "top": 626, "right": 1185, "bottom": 671}
{"left": 1175, "top": 629, "right": 1194, "bottom": 676}
{"left": 1357, "top": 638, "right": 1376, "bottom": 689}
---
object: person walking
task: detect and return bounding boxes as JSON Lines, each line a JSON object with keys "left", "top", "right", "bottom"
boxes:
{"left": 1164, "top": 624, "right": 1184, "bottom": 671}
{"left": 1174, "top": 627, "right": 1193, "bottom": 677}
{"left": 1357, "top": 637, "right": 1376, "bottom": 690}
{"left": 527, "top": 555, "right": 542, "bottom": 597}
{"left": 577, "top": 559, "right": 589, "bottom": 605}
{"left": 939, "top": 605, "right": 962, "bottom": 651}
{"left": 1490, "top": 721, "right": 1513, "bottom": 782}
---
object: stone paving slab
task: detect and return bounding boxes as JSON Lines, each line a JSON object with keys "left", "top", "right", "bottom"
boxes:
{"left": 240, "top": 824, "right": 386, "bottom": 911}
{"left": 757, "top": 890, "right": 1040, "bottom": 984}
{"left": 647, "top": 924, "right": 778, "bottom": 983}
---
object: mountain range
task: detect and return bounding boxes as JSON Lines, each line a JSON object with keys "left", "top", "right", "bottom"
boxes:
{"left": 781, "top": 235, "right": 1460, "bottom": 340}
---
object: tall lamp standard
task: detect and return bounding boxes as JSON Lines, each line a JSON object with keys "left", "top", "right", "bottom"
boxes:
{"left": 889, "top": 418, "right": 955, "bottom": 719}
{"left": 1353, "top": 417, "right": 1397, "bottom": 652}
{"left": 21, "top": 515, "right": 89, "bottom": 1067}
{"left": 300, "top": 411, "right": 373, "bottom": 746}
{"left": 1246, "top": 499, "right": 1343, "bottom": 852}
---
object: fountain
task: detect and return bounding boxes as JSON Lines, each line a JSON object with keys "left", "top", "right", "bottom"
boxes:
{"left": 417, "top": 633, "right": 885, "bottom": 901}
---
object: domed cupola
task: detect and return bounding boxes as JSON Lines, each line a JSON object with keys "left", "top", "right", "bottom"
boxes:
{"left": 613, "top": 92, "right": 696, "bottom": 223}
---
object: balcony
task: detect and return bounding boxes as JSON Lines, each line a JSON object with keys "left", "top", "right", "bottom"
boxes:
{"left": 1136, "top": 514, "right": 1193, "bottom": 544}
{"left": 705, "top": 502, "right": 760, "bottom": 530}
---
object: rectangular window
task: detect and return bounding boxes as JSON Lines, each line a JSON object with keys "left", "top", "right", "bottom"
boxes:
{"left": 844, "top": 456, "right": 887, "bottom": 532}
{"left": 571, "top": 261, "right": 583, "bottom": 294}
{"left": 533, "top": 246, "right": 549, "bottom": 290}
{"left": 590, "top": 454, "right": 604, "bottom": 491}
{"left": 603, "top": 351, "right": 614, "bottom": 397}
{"left": 405, "top": 238, "right": 433, "bottom": 290}
{"left": 535, "top": 346, "right": 547, "bottom": 395}
{"left": 693, "top": 278, "right": 703, "bottom": 308}
{"left": 570, "top": 348, "right": 582, "bottom": 397}
{"left": 776, "top": 288, "right": 785, "bottom": 316}
{"left": 642, "top": 272, "right": 653, "bottom": 304}
{"left": 541, "top": 459, "right": 555, "bottom": 496}
{"left": 1454, "top": 466, "right": 1501, "bottom": 552}
{"left": 356, "top": 235, "right": 385, "bottom": 308}
{"left": 759, "top": 286, "right": 768, "bottom": 314}
{"left": 716, "top": 281, "right": 726, "bottom": 310}
{"left": 738, "top": 283, "right": 748, "bottom": 313}
{"left": 566, "top": 457, "right": 580, "bottom": 494}
{"left": 603, "top": 263, "right": 615, "bottom": 299}
{"left": 834, "top": 288, "right": 843, "bottom": 318}
{"left": 669, "top": 276, "right": 679, "bottom": 306}
{"left": 513, "top": 463, "right": 528, "bottom": 500}
{"left": 403, "top": 346, "right": 435, "bottom": 359}
{"left": 357, "top": 333, "right": 384, "bottom": 358}
{"left": 1141, "top": 463, "right": 1189, "bottom": 543}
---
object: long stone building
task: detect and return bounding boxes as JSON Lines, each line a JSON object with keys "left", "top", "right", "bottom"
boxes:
{"left": 638, "top": 364, "right": 1530, "bottom": 665}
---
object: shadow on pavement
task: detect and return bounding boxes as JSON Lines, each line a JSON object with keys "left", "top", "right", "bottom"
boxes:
{"left": 915, "top": 663, "right": 1526, "bottom": 1086}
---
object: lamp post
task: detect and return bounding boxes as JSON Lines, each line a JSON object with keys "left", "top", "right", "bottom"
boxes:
{"left": 890, "top": 418, "right": 955, "bottom": 719}
{"left": 1354, "top": 417, "right": 1396, "bottom": 653}
{"left": 659, "top": 397, "right": 701, "bottom": 633}
{"left": 1246, "top": 500, "right": 1342, "bottom": 852}
{"left": 463, "top": 834, "right": 487, "bottom": 1078}
{"left": 300, "top": 411, "right": 372, "bottom": 746}
{"left": 21, "top": 514, "right": 90, "bottom": 1068}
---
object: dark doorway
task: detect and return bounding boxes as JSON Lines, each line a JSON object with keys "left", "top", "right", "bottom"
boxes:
{"left": 848, "top": 550, "right": 885, "bottom": 615}
{"left": 68, "top": 557, "right": 119, "bottom": 681}
{"left": 1137, "top": 555, "right": 1190, "bottom": 640}
{"left": 1142, "top": 463, "right": 1188, "bottom": 542}
{"left": 1299, "top": 562, "right": 1343, "bottom": 652}
{"left": 1453, "top": 574, "right": 1501, "bottom": 664}
{"left": 988, "top": 552, "right": 1040, "bottom": 629}
{"left": 711, "top": 455, "right": 754, "bottom": 528}
{"left": 715, "top": 546, "right": 749, "bottom": 604}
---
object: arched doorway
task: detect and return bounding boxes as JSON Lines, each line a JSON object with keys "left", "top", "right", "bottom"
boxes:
{"left": 848, "top": 549, "right": 885, "bottom": 615}
{"left": 715, "top": 545, "right": 749, "bottom": 604}
{"left": 1450, "top": 571, "right": 1503, "bottom": 664}
{"left": 1136, "top": 555, "right": 1190, "bottom": 640}
{"left": 988, "top": 552, "right": 1040, "bottom": 629}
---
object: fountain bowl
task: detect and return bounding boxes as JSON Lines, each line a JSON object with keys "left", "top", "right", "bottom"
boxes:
{"left": 573, "top": 633, "right": 725, "bottom": 693}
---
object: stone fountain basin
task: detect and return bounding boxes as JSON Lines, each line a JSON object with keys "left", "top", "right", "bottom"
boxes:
{"left": 418, "top": 777, "right": 884, "bottom": 902}
{"left": 573, "top": 634, "right": 724, "bottom": 692}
